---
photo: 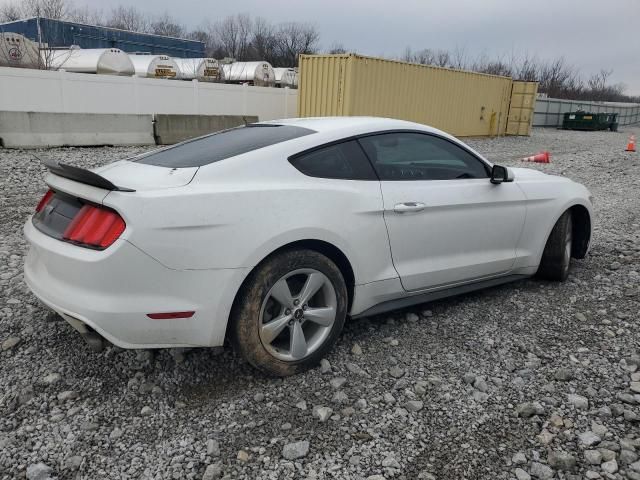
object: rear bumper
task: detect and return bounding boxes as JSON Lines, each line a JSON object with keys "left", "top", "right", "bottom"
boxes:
{"left": 24, "top": 219, "right": 249, "bottom": 349}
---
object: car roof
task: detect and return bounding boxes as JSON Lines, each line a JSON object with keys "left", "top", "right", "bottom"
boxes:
{"left": 257, "top": 116, "right": 481, "bottom": 159}
{"left": 183, "top": 116, "right": 492, "bottom": 181}
{"left": 260, "top": 116, "right": 444, "bottom": 137}
{"left": 247, "top": 116, "right": 490, "bottom": 167}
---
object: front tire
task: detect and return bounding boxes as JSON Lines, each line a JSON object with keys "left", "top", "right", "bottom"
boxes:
{"left": 537, "top": 210, "right": 573, "bottom": 281}
{"left": 230, "top": 249, "right": 348, "bottom": 376}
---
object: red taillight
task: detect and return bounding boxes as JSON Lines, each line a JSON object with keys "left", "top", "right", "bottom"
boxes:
{"left": 35, "top": 189, "right": 54, "bottom": 212}
{"left": 63, "top": 204, "right": 125, "bottom": 249}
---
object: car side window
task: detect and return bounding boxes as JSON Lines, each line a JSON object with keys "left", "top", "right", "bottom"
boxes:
{"left": 289, "top": 140, "right": 378, "bottom": 180}
{"left": 358, "top": 132, "right": 489, "bottom": 181}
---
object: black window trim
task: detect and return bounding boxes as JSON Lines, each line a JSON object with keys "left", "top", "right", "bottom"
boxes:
{"left": 287, "top": 129, "right": 492, "bottom": 180}
{"left": 287, "top": 138, "right": 378, "bottom": 181}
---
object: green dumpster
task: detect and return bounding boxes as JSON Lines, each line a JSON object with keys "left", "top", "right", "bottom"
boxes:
{"left": 562, "top": 111, "right": 618, "bottom": 131}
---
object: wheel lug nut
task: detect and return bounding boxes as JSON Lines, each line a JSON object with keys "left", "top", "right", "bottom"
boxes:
{"left": 293, "top": 299, "right": 300, "bottom": 306}
{"left": 302, "top": 304, "right": 308, "bottom": 310}
{"left": 285, "top": 309, "right": 291, "bottom": 315}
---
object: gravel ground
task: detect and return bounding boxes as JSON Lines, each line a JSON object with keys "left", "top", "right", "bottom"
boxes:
{"left": 1, "top": 126, "right": 640, "bottom": 480}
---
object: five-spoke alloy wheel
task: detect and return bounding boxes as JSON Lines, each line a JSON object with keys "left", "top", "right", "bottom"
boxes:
{"left": 230, "top": 249, "right": 347, "bottom": 376}
{"left": 259, "top": 269, "right": 337, "bottom": 362}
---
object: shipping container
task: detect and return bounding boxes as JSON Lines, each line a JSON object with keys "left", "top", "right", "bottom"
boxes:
{"left": 298, "top": 54, "right": 535, "bottom": 137}
{"left": 506, "top": 81, "right": 538, "bottom": 135}
{"left": 0, "top": 17, "right": 204, "bottom": 58}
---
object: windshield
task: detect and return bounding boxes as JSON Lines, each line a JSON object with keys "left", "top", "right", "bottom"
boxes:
{"left": 134, "top": 124, "right": 315, "bottom": 168}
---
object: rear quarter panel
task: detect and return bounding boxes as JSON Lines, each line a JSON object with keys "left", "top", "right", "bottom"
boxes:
{"left": 102, "top": 149, "right": 396, "bottom": 287}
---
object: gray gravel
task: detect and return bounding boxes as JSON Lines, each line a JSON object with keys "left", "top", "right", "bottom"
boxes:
{"left": 1, "top": 126, "right": 640, "bottom": 480}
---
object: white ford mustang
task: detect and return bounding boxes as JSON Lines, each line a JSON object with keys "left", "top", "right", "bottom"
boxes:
{"left": 24, "top": 117, "right": 593, "bottom": 375}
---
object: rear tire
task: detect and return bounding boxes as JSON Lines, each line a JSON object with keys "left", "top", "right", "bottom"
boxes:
{"left": 537, "top": 210, "right": 573, "bottom": 281}
{"left": 230, "top": 249, "right": 348, "bottom": 376}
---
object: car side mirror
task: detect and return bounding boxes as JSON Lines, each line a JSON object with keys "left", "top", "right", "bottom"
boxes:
{"left": 490, "top": 164, "right": 515, "bottom": 184}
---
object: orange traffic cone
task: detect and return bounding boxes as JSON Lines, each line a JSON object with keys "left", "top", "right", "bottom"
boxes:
{"left": 522, "top": 151, "right": 551, "bottom": 163}
{"left": 626, "top": 135, "right": 636, "bottom": 152}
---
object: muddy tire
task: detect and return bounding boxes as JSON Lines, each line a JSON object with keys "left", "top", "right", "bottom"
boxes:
{"left": 537, "top": 210, "right": 573, "bottom": 281}
{"left": 229, "top": 249, "right": 348, "bottom": 376}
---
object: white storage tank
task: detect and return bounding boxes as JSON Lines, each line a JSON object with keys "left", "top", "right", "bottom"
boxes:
{"left": 174, "top": 57, "right": 225, "bottom": 82}
{"left": 222, "top": 61, "right": 275, "bottom": 87}
{"left": 42, "top": 48, "right": 135, "bottom": 75}
{"left": 129, "top": 54, "right": 179, "bottom": 79}
{"left": 0, "top": 32, "right": 40, "bottom": 69}
{"left": 273, "top": 67, "right": 298, "bottom": 89}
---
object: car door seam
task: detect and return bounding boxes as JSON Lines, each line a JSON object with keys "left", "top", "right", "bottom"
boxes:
{"left": 513, "top": 182, "right": 531, "bottom": 268}
{"left": 376, "top": 179, "right": 403, "bottom": 283}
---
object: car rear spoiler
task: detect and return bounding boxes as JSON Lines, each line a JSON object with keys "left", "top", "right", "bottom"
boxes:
{"left": 40, "top": 157, "right": 136, "bottom": 192}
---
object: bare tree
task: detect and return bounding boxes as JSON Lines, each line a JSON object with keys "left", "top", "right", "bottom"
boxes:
{"left": 472, "top": 53, "right": 513, "bottom": 77}
{"left": 587, "top": 69, "right": 612, "bottom": 98}
{"left": 418, "top": 49, "right": 437, "bottom": 65}
{"left": 450, "top": 45, "right": 467, "bottom": 70}
{"left": 274, "top": 22, "right": 319, "bottom": 66}
{"left": 186, "top": 28, "right": 209, "bottom": 44}
{"left": 250, "top": 16, "right": 277, "bottom": 62}
{"left": 401, "top": 46, "right": 413, "bottom": 63}
{"left": 0, "top": 1, "right": 22, "bottom": 22}
{"left": 327, "top": 43, "right": 348, "bottom": 54}
{"left": 399, "top": 48, "right": 450, "bottom": 68}
{"left": 187, "top": 22, "right": 224, "bottom": 57}
{"left": 515, "top": 52, "right": 539, "bottom": 81}
{"left": 538, "top": 57, "right": 579, "bottom": 98}
{"left": 150, "top": 12, "right": 185, "bottom": 38}
{"left": 106, "top": 5, "right": 149, "bottom": 33}
{"left": 391, "top": 44, "right": 640, "bottom": 101}
{"left": 21, "top": 0, "right": 68, "bottom": 19}
{"left": 481, "top": 61, "right": 512, "bottom": 77}
{"left": 211, "top": 14, "right": 252, "bottom": 60}
{"left": 68, "top": 5, "right": 103, "bottom": 25}
{"left": 402, "top": 48, "right": 433, "bottom": 65}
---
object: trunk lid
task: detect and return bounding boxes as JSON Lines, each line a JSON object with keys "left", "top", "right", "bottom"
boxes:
{"left": 35, "top": 159, "right": 197, "bottom": 248}
{"left": 93, "top": 160, "right": 198, "bottom": 190}
{"left": 44, "top": 159, "right": 198, "bottom": 200}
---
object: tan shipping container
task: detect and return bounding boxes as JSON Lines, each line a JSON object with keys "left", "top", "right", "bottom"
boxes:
{"left": 298, "top": 54, "right": 536, "bottom": 137}
{"left": 506, "top": 81, "right": 538, "bottom": 135}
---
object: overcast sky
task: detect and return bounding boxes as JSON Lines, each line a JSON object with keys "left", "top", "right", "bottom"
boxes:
{"left": 9, "top": 0, "right": 640, "bottom": 94}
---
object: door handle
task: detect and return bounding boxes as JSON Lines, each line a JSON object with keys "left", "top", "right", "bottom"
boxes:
{"left": 394, "top": 202, "right": 426, "bottom": 213}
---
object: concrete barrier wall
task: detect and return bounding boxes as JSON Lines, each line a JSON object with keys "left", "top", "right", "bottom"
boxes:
{"left": 0, "top": 67, "right": 297, "bottom": 120}
{"left": 154, "top": 114, "right": 258, "bottom": 145}
{"left": 0, "top": 111, "right": 154, "bottom": 148}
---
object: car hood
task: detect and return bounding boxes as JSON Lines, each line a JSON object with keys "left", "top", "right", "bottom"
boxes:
{"left": 93, "top": 160, "right": 198, "bottom": 190}
{"left": 509, "top": 167, "right": 549, "bottom": 179}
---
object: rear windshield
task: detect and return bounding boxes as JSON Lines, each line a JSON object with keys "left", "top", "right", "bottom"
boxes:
{"left": 135, "top": 124, "right": 315, "bottom": 168}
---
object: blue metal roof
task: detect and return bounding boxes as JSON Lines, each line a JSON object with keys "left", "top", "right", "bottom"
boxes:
{"left": 0, "top": 17, "right": 205, "bottom": 58}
